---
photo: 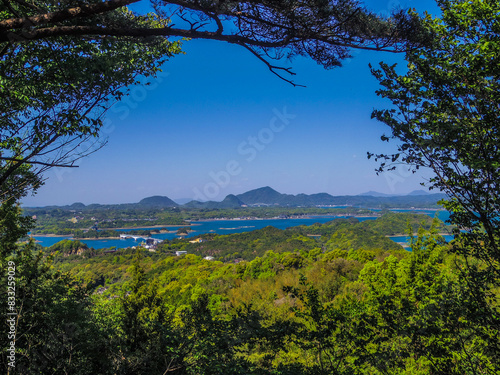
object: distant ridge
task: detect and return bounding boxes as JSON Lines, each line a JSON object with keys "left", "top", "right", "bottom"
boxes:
{"left": 235, "top": 187, "right": 343, "bottom": 206}
{"left": 184, "top": 194, "right": 245, "bottom": 209}
{"left": 138, "top": 196, "right": 177, "bottom": 207}
{"left": 407, "top": 190, "right": 430, "bottom": 196}
{"left": 236, "top": 186, "right": 283, "bottom": 205}
{"left": 359, "top": 190, "right": 431, "bottom": 197}
{"left": 25, "top": 187, "right": 447, "bottom": 209}
{"left": 234, "top": 187, "right": 444, "bottom": 208}
{"left": 222, "top": 194, "right": 246, "bottom": 207}
{"left": 173, "top": 198, "right": 195, "bottom": 205}
{"left": 69, "top": 202, "right": 86, "bottom": 209}
{"left": 358, "top": 191, "right": 396, "bottom": 197}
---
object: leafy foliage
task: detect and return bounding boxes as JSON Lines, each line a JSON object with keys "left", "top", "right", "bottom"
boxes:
{"left": 0, "top": 201, "right": 34, "bottom": 259}
{"left": 370, "top": 0, "right": 500, "bottom": 280}
{"left": 3, "top": 202, "right": 500, "bottom": 374}
{"left": 370, "top": 0, "right": 500, "bottom": 368}
{"left": 0, "top": 244, "right": 110, "bottom": 374}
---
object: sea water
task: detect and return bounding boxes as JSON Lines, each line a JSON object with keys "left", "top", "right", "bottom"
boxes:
{"left": 33, "top": 209, "right": 452, "bottom": 249}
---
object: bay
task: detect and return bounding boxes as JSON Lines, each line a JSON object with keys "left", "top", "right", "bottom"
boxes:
{"left": 33, "top": 215, "right": 376, "bottom": 249}
{"left": 32, "top": 209, "right": 452, "bottom": 250}
{"left": 388, "top": 234, "right": 455, "bottom": 247}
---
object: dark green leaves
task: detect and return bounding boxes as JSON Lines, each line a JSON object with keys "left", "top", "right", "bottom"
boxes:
{"left": 371, "top": 1, "right": 500, "bottom": 370}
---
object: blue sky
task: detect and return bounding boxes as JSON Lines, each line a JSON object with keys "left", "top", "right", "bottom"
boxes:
{"left": 22, "top": 0, "right": 440, "bottom": 206}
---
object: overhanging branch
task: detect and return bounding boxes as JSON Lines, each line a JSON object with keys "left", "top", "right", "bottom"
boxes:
{"left": 0, "top": 24, "right": 294, "bottom": 46}
{"left": 0, "top": 156, "right": 79, "bottom": 168}
{"left": 239, "top": 43, "right": 305, "bottom": 87}
{"left": 0, "top": 0, "right": 140, "bottom": 30}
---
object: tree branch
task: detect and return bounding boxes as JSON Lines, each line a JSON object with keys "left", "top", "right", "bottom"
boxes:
{"left": 239, "top": 43, "right": 305, "bottom": 87}
{"left": 0, "top": 24, "right": 293, "bottom": 46}
{"left": 0, "top": 22, "right": 405, "bottom": 55}
{"left": 0, "top": 0, "right": 140, "bottom": 30}
{"left": 0, "top": 156, "right": 79, "bottom": 168}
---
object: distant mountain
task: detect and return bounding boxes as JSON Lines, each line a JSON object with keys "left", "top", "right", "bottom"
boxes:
{"left": 359, "top": 190, "right": 431, "bottom": 197}
{"left": 358, "top": 191, "right": 396, "bottom": 197}
{"left": 221, "top": 194, "right": 246, "bottom": 208}
{"left": 407, "top": 190, "right": 430, "bottom": 196}
{"left": 236, "top": 186, "right": 283, "bottom": 205}
{"left": 289, "top": 193, "right": 338, "bottom": 206}
{"left": 69, "top": 202, "right": 86, "bottom": 209}
{"left": 85, "top": 203, "right": 104, "bottom": 209}
{"left": 138, "top": 196, "right": 178, "bottom": 207}
{"left": 173, "top": 198, "right": 195, "bottom": 205}
{"left": 23, "top": 187, "right": 447, "bottom": 210}
{"left": 235, "top": 187, "right": 446, "bottom": 208}
{"left": 308, "top": 193, "right": 338, "bottom": 204}
{"left": 234, "top": 187, "right": 334, "bottom": 206}
{"left": 184, "top": 194, "right": 245, "bottom": 209}
{"left": 183, "top": 200, "right": 209, "bottom": 209}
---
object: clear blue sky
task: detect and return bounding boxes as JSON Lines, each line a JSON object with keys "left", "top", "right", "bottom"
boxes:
{"left": 22, "top": 0, "right": 440, "bottom": 206}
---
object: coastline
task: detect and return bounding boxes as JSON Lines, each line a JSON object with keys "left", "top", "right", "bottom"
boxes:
{"left": 100, "top": 223, "right": 196, "bottom": 230}
{"left": 194, "top": 213, "right": 356, "bottom": 222}
{"left": 31, "top": 209, "right": 443, "bottom": 237}
{"left": 386, "top": 232, "right": 453, "bottom": 237}
{"left": 73, "top": 237, "right": 122, "bottom": 240}
{"left": 31, "top": 234, "right": 73, "bottom": 238}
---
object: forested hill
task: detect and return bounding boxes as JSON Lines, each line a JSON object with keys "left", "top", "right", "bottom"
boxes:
{"left": 21, "top": 211, "right": 469, "bottom": 375}
{"left": 183, "top": 194, "right": 246, "bottom": 209}
{"left": 138, "top": 196, "right": 178, "bottom": 207}
{"left": 234, "top": 186, "right": 446, "bottom": 207}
